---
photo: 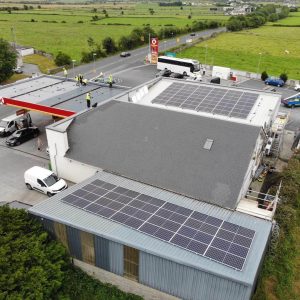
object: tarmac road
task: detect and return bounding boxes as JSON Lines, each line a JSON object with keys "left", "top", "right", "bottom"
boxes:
{"left": 58, "top": 28, "right": 226, "bottom": 80}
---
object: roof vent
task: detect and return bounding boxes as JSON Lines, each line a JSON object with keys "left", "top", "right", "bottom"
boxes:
{"left": 203, "top": 138, "right": 214, "bottom": 150}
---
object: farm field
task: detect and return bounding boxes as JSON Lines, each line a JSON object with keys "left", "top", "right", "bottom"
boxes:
{"left": 0, "top": 3, "right": 227, "bottom": 61}
{"left": 179, "top": 26, "right": 300, "bottom": 80}
{"left": 268, "top": 11, "right": 300, "bottom": 26}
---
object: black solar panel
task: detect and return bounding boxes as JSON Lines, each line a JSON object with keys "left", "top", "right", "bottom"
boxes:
{"left": 152, "top": 83, "right": 259, "bottom": 119}
{"left": 61, "top": 178, "right": 255, "bottom": 271}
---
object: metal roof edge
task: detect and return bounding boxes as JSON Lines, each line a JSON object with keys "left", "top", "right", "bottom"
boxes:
{"left": 29, "top": 208, "right": 265, "bottom": 287}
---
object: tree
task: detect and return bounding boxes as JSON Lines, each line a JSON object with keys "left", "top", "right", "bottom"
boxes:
{"left": 87, "top": 37, "right": 95, "bottom": 48}
{"left": 0, "top": 206, "right": 68, "bottom": 299}
{"left": 279, "top": 73, "right": 288, "bottom": 83}
{"left": 54, "top": 51, "right": 71, "bottom": 66}
{"left": 102, "top": 37, "right": 118, "bottom": 54}
{"left": 0, "top": 38, "right": 17, "bottom": 83}
{"left": 261, "top": 71, "right": 268, "bottom": 81}
{"left": 119, "top": 36, "right": 134, "bottom": 50}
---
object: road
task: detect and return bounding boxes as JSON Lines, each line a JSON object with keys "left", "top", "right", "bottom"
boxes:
{"left": 60, "top": 28, "right": 226, "bottom": 80}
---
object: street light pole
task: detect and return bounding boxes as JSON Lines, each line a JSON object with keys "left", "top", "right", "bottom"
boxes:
{"left": 256, "top": 53, "right": 262, "bottom": 77}
{"left": 205, "top": 44, "right": 208, "bottom": 65}
{"left": 72, "top": 59, "right": 76, "bottom": 78}
{"left": 93, "top": 53, "right": 96, "bottom": 73}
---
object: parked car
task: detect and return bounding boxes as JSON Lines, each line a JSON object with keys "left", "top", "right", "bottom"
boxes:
{"left": 13, "top": 67, "right": 23, "bottom": 74}
{"left": 265, "top": 77, "right": 284, "bottom": 87}
{"left": 170, "top": 72, "right": 184, "bottom": 79}
{"left": 294, "top": 84, "right": 300, "bottom": 91}
{"left": 0, "top": 114, "right": 30, "bottom": 137}
{"left": 5, "top": 127, "right": 39, "bottom": 146}
{"left": 155, "top": 69, "right": 172, "bottom": 77}
{"left": 190, "top": 33, "right": 196, "bottom": 36}
{"left": 281, "top": 96, "right": 300, "bottom": 108}
{"left": 120, "top": 52, "right": 131, "bottom": 57}
{"left": 24, "top": 166, "right": 68, "bottom": 197}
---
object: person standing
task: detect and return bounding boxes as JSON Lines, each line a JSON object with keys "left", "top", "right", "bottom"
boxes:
{"left": 86, "top": 92, "right": 91, "bottom": 108}
{"left": 108, "top": 74, "right": 113, "bottom": 88}
{"left": 202, "top": 67, "right": 206, "bottom": 76}
{"left": 79, "top": 74, "right": 83, "bottom": 86}
{"left": 63, "top": 67, "right": 68, "bottom": 79}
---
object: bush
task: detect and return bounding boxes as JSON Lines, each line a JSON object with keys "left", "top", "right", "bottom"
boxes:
{"left": 55, "top": 52, "right": 71, "bottom": 66}
{"left": 261, "top": 71, "right": 268, "bottom": 81}
{"left": 279, "top": 73, "right": 288, "bottom": 83}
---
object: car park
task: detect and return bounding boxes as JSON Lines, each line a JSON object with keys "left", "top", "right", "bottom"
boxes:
{"left": 120, "top": 52, "right": 131, "bottom": 57}
{"left": 170, "top": 72, "right": 184, "bottom": 79}
{"left": 24, "top": 166, "right": 68, "bottom": 197}
{"left": 265, "top": 77, "right": 284, "bottom": 87}
{"left": 155, "top": 69, "right": 172, "bottom": 77}
{"left": 5, "top": 127, "right": 39, "bottom": 147}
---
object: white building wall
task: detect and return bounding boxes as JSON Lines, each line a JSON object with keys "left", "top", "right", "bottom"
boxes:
{"left": 46, "top": 128, "right": 99, "bottom": 183}
{"left": 236, "top": 130, "right": 265, "bottom": 206}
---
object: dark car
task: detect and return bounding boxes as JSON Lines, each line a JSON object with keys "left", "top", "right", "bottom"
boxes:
{"left": 170, "top": 72, "right": 184, "bottom": 79}
{"left": 190, "top": 32, "right": 196, "bottom": 36}
{"left": 155, "top": 69, "right": 172, "bottom": 77}
{"left": 265, "top": 77, "right": 284, "bottom": 87}
{"left": 6, "top": 127, "right": 39, "bottom": 147}
{"left": 120, "top": 52, "right": 131, "bottom": 57}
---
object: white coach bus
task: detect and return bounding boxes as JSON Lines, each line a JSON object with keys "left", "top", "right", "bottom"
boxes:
{"left": 157, "top": 56, "right": 201, "bottom": 76}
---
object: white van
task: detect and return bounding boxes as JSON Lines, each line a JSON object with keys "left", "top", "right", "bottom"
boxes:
{"left": 0, "top": 113, "right": 32, "bottom": 137}
{"left": 24, "top": 166, "right": 68, "bottom": 197}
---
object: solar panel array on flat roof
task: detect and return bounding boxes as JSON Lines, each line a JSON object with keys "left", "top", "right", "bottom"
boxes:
{"left": 61, "top": 179, "right": 255, "bottom": 271}
{"left": 152, "top": 83, "right": 259, "bottom": 119}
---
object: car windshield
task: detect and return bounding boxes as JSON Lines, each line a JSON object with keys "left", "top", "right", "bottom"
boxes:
{"left": 12, "top": 130, "right": 22, "bottom": 137}
{"left": 0, "top": 120, "right": 7, "bottom": 128}
{"left": 44, "top": 174, "right": 59, "bottom": 186}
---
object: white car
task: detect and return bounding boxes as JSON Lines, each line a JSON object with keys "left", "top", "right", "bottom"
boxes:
{"left": 24, "top": 166, "right": 67, "bottom": 197}
{"left": 294, "top": 84, "right": 300, "bottom": 91}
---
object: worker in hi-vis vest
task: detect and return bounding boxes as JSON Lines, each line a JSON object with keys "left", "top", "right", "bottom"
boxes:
{"left": 108, "top": 74, "right": 113, "bottom": 88}
{"left": 86, "top": 92, "right": 91, "bottom": 108}
{"left": 63, "top": 67, "right": 68, "bottom": 79}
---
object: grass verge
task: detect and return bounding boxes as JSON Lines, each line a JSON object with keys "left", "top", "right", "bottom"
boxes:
{"left": 3, "top": 73, "right": 29, "bottom": 84}
{"left": 23, "top": 54, "right": 57, "bottom": 74}
{"left": 253, "top": 154, "right": 300, "bottom": 300}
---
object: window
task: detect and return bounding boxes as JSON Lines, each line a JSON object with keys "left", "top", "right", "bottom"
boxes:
{"left": 123, "top": 245, "right": 139, "bottom": 281}
{"left": 37, "top": 179, "right": 46, "bottom": 187}
{"left": 203, "top": 138, "right": 214, "bottom": 150}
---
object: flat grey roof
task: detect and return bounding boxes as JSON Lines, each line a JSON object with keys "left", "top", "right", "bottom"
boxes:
{"left": 66, "top": 100, "right": 260, "bottom": 209}
{"left": 29, "top": 171, "right": 272, "bottom": 285}
{"left": 0, "top": 75, "right": 126, "bottom": 113}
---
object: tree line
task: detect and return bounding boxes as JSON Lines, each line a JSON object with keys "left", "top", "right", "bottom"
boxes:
{"left": 226, "top": 4, "right": 290, "bottom": 31}
{"left": 77, "top": 21, "right": 221, "bottom": 64}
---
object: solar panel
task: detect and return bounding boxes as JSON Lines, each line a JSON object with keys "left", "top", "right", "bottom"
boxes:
{"left": 61, "top": 179, "right": 255, "bottom": 271}
{"left": 152, "top": 83, "right": 259, "bottom": 120}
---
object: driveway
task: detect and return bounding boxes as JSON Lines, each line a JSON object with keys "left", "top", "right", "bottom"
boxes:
{"left": 0, "top": 146, "right": 48, "bottom": 205}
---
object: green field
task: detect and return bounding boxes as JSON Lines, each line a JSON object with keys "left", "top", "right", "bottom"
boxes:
{"left": 268, "top": 11, "right": 300, "bottom": 26}
{"left": 0, "top": 3, "right": 227, "bottom": 61}
{"left": 179, "top": 25, "right": 300, "bottom": 79}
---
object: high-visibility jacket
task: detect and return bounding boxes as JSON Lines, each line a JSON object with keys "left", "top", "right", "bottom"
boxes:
{"left": 108, "top": 75, "right": 113, "bottom": 83}
{"left": 86, "top": 93, "right": 91, "bottom": 101}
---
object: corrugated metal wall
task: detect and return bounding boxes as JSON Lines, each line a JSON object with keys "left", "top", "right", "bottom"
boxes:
{"left": 66, "top": 226, "right": 82, "bottom": 260}
{"left": 139, "top": 252, "right": 252, "bottom": 300}
{"left": 94, "top": 235, "right": 123, "bottom": 276}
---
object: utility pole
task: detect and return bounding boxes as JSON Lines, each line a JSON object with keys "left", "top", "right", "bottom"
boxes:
{"left": 11, "top": 27, "right": 17, "bottom": 49}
